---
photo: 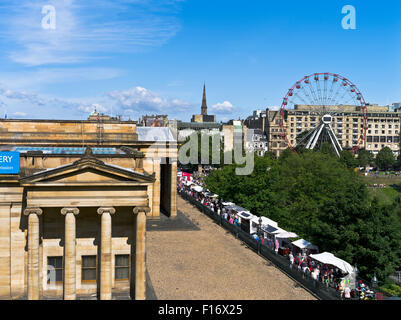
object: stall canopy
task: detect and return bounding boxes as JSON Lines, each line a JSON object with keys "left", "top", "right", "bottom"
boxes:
{"left": 222, "top": 202, "right": 235, "bottom": 207}
{"left": 251, "top": 216, "right": 278, "bottom": 228}
{"left": 191, "top": 185, "right": 203, "bottom": 192}
{"left": 309, "top": 252, "right": 354, "bottom": 274}
{"left": 292, "top": 239, "right": 318, "bottom": 250}
{"left": 261, "top": 225, "right": 278, "bottom": 234}
{"left": 204, "top": 192, "right": 218, "bottom": 198}
{"left": 237, "top": 211, "right": 253, "bottom": 220}
{"left": 273, "top": 228, "right": 298, "bottom": 239}
{"left": 274, "top": 232, "right": 298, "bottom": 239}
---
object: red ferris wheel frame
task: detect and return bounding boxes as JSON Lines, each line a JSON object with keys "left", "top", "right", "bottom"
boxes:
{"left": 279, "top": 72, "right": 368, "bottom": 154}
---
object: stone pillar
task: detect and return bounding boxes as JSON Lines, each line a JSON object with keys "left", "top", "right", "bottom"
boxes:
{"left": 133, "top": 206, "right": 150, "bottom": 300}
{"left": 61, "top": 207, "right": 79, "bottom": 300}
{"left": 0, "top": 204, "right": 11, "bottom": 299}
{"left": 97, "top": 207, "right": 115, "bottom": 300}
{"left": 170, "top": 160, "right": 177, "bottom": 217}
{"left": 152, "top": 158, "right": 161, "bottom": 217}
{"left": 24, "top": 207, "right": 42, "bottom": 300}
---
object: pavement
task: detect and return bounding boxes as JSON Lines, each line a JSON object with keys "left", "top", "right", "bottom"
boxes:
{"left": 145, "top": 197, "right": 315, "bottom": 300}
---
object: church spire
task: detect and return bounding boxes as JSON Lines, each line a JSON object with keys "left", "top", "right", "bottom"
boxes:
{"left": 201, "top": 83, "right": 207, "bottom": 115}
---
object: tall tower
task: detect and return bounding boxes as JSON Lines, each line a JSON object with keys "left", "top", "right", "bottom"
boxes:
{"left": 201, "top": 83, "right": 207, "bottom": 115}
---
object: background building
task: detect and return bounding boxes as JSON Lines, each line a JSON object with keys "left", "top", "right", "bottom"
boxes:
{"left": 191, "top": 84, "right": 216, "bottom": 123}
{"left": 139, "top": 114, "right": 169, "bottom": 127}
{"left": 246, "top": 104, "right": 401, "bottom": 157}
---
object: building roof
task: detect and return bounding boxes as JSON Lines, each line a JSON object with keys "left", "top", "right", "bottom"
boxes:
{"left": 11, "top": 147, "right": 124, "bottom": 155}
{"left": 136, "top": 127, "right": 176, "bottom": 142}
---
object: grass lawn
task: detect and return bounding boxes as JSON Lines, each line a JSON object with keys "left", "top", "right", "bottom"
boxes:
{"left": 363, "top": 175, "right": 401, "bottom": 205}
{"left": 368, "top": 187, "right": 401, "bottom": 205}
{"left": 363, "top": 175, "right": 401, "bottom": 186}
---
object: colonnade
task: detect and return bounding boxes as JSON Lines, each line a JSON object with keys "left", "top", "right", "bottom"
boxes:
{"left": 23, "top": 206, "right": 150, "bottom": 300}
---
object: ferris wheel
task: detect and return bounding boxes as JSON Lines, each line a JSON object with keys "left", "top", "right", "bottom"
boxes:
{"left": 279, "top": 73, "right": 368, "bottom": 157}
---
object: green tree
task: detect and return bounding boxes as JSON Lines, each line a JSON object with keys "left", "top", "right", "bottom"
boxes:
{"left": 375, "top": 147, "right": 395, "bottom": 170}
{"left": 339, "top": 150, "right": 357, "bottom": 169}
{"left": 357, "top": 149, "right": 374, "bottom": 169}
{"left": 205, "top": 151, "right": 401, "bottom": 281}
{"left": 320, "top": 142, "right": 335, "bottom": 156}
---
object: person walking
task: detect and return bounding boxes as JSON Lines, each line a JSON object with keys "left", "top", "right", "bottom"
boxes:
{"left": 344, "top": 286, "right": 351, "bottom": 300}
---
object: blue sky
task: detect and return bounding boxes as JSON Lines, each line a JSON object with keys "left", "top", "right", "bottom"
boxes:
{"left": 0, "top": 0, "right": 400, "bottom": 121}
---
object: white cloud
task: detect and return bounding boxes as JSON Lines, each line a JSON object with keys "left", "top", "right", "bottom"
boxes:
{"left": 12, "top": 111, "right": 27, "bottom": 117}
{"left": 268, "top": 105, "right": 281, "bottom": 111}
{"left": 0, "top": 82, "right": 192, "bottom": 120}
{"left": 77, "top": 103, "right": 108, "bottom": 114}
{"left": 107, "top": 86, "right": 192, "bottom": 115}
{"left": 0, "top": 0, "right": 183, "bottom": 66}
{"left": 211, "top": 101, "right": 235, "bottom": 114}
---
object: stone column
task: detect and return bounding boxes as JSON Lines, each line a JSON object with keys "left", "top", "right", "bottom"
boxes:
{"left": 133, "top": 206, "right": 150, "bottom": 300}
{"left": 152, "top": 158, "right": 161, "bottom": 217}
{"left": 61, "top": 207, "right": 79, "bottom": 300}
{"left": 170, "top": 160, "right": 177, "bottom": 217}
{"left": 24, "top": 207, "right": 42, "bottom": 300}
{"left": 97, "top": 207, "right": 115, "bottom": 300}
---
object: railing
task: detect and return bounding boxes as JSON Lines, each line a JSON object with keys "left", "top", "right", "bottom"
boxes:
{"left": 178, "top": 191, "right": 342, "bottom": 300}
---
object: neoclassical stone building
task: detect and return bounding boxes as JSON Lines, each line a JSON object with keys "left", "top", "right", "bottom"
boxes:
{"left": 0, "top": 119, "right": 177, "bottom": 300}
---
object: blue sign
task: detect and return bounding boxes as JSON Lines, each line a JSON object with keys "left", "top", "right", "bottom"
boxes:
{"left": 0, "top": 152, "right": 20, "bottom": 174}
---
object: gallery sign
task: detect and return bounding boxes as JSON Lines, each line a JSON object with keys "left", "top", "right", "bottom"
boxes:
{"left": 0, "top": 152, "right": 20, "bottom": 174}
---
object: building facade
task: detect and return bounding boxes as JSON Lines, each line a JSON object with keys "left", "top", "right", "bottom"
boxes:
{"left": 0, "top": 119, "right": 177, "bottom": 300}
{"left": 246, "top": 105, "right": 401, "bottom": 157}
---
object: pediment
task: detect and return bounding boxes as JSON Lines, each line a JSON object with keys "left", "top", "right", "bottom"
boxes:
{"left": 19, "top": 157, "right": 155, "bottom": 186}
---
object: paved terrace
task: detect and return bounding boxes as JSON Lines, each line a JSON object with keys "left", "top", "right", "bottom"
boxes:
{"left": 146, "top": 197, "right": 315, "bottom": 300}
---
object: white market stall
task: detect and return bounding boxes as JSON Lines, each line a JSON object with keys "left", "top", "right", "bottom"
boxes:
{"left": 250, "top": 216, "right": 279, "bottom": 235}
{"left": 237, "top": 211, "right": 255, "bottom": 233}
{"left": 309, "top": 252, "right": 354, "bottom": 275}
{"left": 191, "top": 185, "right": 204, "bottom": 193}
{"left": 271, "top": 229, "right": 298, "bottom": 255}
{"left": 292, "top": 239, "right": 319, "bottom": 255}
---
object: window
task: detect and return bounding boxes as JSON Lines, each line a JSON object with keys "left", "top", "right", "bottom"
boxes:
{"left": 82, "top": 255, "right": 97, "bottom": 282}
{"left": 48, "top": 256, "right": 63, "bottom": 283}
{"left": 115, "top": 255, "right": 130, "bottom": 280}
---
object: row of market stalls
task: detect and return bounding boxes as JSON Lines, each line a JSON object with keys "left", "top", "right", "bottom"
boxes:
{"left": 178, "top": 172, "right": 357, "bottom": 281}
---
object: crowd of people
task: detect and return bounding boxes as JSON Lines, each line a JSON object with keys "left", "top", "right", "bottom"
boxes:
{"left": 177, "top": 171, "right": 377, "bottom": 300}
{"left": 367, "top": 183, "right": 387, "bottom": 189}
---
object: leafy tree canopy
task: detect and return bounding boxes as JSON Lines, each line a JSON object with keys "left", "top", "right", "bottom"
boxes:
{"left": 375, "top": 147, "right": 395, "bottom": 170}
{"left": 205, "top": 150, "right": 401, "bottom": 281}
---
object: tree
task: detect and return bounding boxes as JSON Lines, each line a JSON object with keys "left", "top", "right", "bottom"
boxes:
{"left": 178, "top": 131, "right": 225, "bottom": 171}
{"left": 339, "top": 150, "right": 357, "bottom": 169}
{"left": 375, "top": 147, "right": 395, "bottom": 170}
{"left": 357, "top": 149, "right": 374, "bottom": 169}
{"left": 320, "top": 142, "right": 335, "bottom": 156}
{"left": 205, "top": 151, "right": 401, "bottom": 281}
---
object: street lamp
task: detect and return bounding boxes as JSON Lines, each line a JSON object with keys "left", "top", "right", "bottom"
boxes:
{"left": 371, "top": 273, "right": 378, "bottom": 289}
{"left": 258, "top": 216, "right": 262, "bottom": 254}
